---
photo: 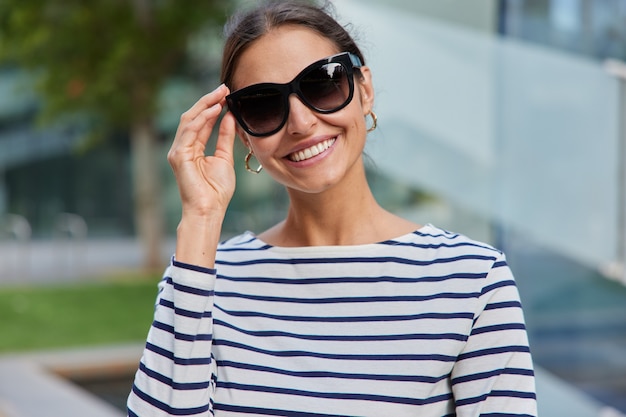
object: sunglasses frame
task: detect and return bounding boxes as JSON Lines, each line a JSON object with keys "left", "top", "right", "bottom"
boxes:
{"left": 226, "top": 52, "right": 363, "bottom": 137}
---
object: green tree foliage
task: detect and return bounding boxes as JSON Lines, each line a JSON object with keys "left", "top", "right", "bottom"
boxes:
{"left": 0, "top": 0, "right": 230, "bottom": 270}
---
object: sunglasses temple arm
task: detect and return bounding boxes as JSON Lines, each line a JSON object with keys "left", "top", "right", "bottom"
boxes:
{"left": 349, "top": 53, "right": 362, "bottom": 68}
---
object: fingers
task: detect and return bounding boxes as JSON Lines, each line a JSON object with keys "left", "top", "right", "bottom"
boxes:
{"left": 214, "top": 111, "right": 237, "bottom": 166}
{"left": 191, "top": 104, "right": 223, "bottom": 148}
{"left": 169, "top": 85, "right": 231, "bottom": 162}
{"left": 178, "top": 85, "right": 230, "bottom": 139}
{"left": 183, "top": 84, "right": 229, "bottom": 121}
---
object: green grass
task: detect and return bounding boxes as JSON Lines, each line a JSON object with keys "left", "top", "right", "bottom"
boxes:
{"left": 0, "top": 274, "right": 161, "bottom": 353}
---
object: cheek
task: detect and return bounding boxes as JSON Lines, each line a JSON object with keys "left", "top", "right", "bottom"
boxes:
{"left": 349, "top": 112, "right": 366, "bottom": 134}
{"left": 250, "top": 137, "right": 280, "bottom": 160}
{"left": 328, "top": 107, "right": 363, "bottom": 131}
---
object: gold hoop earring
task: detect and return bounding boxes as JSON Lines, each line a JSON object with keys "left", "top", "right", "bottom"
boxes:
{"left": 366, "top": 111, "right": 378, "bottom": 133}
{"left": 245, "top": 150, "right": 263, "bottom": 174}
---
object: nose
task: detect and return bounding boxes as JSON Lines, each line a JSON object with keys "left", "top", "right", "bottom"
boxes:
{"left": 285, "top": 94, "right": 317, "bottom": 136}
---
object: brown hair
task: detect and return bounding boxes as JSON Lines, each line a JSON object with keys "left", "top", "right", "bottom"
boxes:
{"left": 220, "top": 0, "right": 365, "bottom": 89}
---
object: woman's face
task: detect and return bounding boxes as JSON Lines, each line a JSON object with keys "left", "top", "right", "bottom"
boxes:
{"left": 231, "top": 25, "right": 374, "bottom": 195}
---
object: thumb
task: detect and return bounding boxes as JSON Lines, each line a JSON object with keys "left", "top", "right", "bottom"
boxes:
{"left": 214, "top": 112, "right": 237, "bottom": 166}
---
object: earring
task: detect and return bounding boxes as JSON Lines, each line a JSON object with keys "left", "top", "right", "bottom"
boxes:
{"left": 366, "top": 111, "right": 378, "bottom": 133}
{"left": 245, "top": 149, "right": 263, "bottom": 174}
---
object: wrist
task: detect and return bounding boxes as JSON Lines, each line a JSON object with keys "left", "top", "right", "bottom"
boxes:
{"left": 178, "top": 212, "right": 225, "bottom": 231}
{"left": 175, "top": 215, "right": 224, "bottom": 269}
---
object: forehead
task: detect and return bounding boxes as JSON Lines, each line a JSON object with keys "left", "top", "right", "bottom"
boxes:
{"left": 231, "top": 26, "right": 340, "bottom": 90}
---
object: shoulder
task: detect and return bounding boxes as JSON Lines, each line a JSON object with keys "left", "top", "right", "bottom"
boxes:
{"left": 412, "top": 226, "right": 517, "bottom": 301}
{"left": 388, "top": 224, "right": 511, "bottom": 285}
{"left": 400, "top": 224, "right": 504, "bottom": 260}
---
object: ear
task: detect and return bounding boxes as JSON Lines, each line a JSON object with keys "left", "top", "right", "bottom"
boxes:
{"left": 356, "top": 66, "right": 375, "bottom": 116}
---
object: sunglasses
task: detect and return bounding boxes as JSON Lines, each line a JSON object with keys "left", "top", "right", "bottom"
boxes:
{"left": 226, "top": 52, "right": 363, "bottom": 137}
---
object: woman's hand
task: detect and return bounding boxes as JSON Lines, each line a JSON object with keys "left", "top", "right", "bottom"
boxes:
{"left": 167, "top": 84, "right": 237, "bottom": 220}
{"left": 167, "top": 85, "right": 237, "bottom": 267}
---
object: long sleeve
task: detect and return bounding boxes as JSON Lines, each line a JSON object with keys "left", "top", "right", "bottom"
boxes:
{"left": 451, "top": 253, "right": 537, "bottom": 416}
{"left": 127, "top": 259, "right": 218, "bottom": 417}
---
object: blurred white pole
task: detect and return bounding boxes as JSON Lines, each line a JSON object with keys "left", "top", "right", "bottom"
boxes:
{"left": 55, "top": 213, "right": 88, "bottom": 279}
{"left": 604, "top": 58, "right": 626, "bottom": 285}
{"left": 1, "top": 213, "right": 32, "bottom": 281}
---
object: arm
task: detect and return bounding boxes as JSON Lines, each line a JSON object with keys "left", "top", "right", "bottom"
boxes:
{"left": 167, "top": 83, "right": 236, "bottom": 269}
{"left": 127, "top": 260, "right": 217, "bottom": 416}
{"left": 451, "top": 253, "right": 537, "bottom": 417}
{"left": 127, "top": 85, "right": 237, "bottom": 416}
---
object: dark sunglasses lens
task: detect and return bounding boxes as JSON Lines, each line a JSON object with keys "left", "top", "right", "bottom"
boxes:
{"left": 300, "top": 62, "right": 350, "bottom": 111}
{"left": 237, "top": 88, "right": 285, "bottom": 135}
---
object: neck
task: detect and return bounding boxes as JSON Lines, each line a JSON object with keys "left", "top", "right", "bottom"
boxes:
{"left": 284, "top": 180, "right": 382, "bottom": 246}
{"left": 259, "top": 161, "right": 418, "bottom": 247}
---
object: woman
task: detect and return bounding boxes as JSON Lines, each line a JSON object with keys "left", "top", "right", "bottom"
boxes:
{"left": 127, "top": 1, "right": 537, "bottom": 416}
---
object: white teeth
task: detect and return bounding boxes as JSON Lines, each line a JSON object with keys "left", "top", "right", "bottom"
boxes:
{"left": 290, "top": 138, "right": 336, "bottom": 162}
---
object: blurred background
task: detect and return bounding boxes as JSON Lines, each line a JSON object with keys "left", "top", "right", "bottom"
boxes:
{"left": 1, "top": 0, "right": 625, "bottom": 416}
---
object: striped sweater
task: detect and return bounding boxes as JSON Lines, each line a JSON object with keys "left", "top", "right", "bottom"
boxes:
{"left": 127, "top": 224, "right": 537, "bottom": 416}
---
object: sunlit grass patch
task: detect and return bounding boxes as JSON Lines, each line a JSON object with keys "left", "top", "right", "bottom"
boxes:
{"left": 0, "top": 274, "right": 160, "bottom": 353}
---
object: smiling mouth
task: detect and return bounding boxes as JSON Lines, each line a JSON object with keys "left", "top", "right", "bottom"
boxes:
{"left": 288, "top": 138, "right": 336, "bottom": 162}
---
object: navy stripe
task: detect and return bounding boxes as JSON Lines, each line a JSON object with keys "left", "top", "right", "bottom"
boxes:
{"left": 382, "top": 239, "right": 492, "bottom": 249}
{"left": 152, "top": 320, "right": 212, "bottom": 342}
{"left": 471, "top": 323, "right": 527, "bottom": 336}
{"left": 172, "top": 258, "right": 216, "bottom": 275}
{"left": 164, "top": 276, "right": 214, "bottom": 297}
{"left": 215, "top": 304, "right": 474, "bottom": 323}
{"left": 213, "top": 339, "right": 457, "bottom": 362}
{"left": 159, "top": 299, "right": 212, "bottom": 319}
{"left": 493, "top": 260, "right": 509, "bottom": 268}
{"left": 485, "top": 300, "right": 522, "bottom": 310}
{"left": 218, "top": 360, "right": 449, "bottom": 383}
{"left": 214, "top": 291, "right": 480, "bottom": 304}
{"left": 138, "top": 362, "right": 211, "bottom": 390}
{"left": 380, "top": 238, "right": 498, "bottom": 253}
{"left": 456, "top": 390, "right": 536, "bottom": 407}
{"left": 214, "top": 403, "right": 346, "bottom": 416}
{"left": 145, "top": 342, "right": 213, "bottom": 365}
{"left": 216, "top": 254, "right": 497, "bottom": 267}
{"left": 413, "top": 229, "right": 459, "bottom": 239}
{"left": 481, "top": 279, "right": 516, "bottom": 295}
{"left": 216, "top": 272, "right": 487, "bottom": 285}
{"left": 451, "top": 367, "right": 535, "bottom": 385}
{"left": 457, "top": 345, "right": 531, "bottom": 361}
{"left": 217, "top": 381, "right": 453, "bottom": 406}
{"left": 131, "top": 384, "right": 210, "bottom": 415}
{"left": 214, "top": 318, "right": 468, "bottom": 342}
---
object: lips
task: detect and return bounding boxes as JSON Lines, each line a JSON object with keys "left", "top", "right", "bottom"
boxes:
{"left": 288, "top": 138, "right": 336, "bottom": 162}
